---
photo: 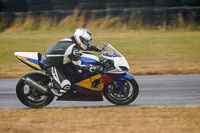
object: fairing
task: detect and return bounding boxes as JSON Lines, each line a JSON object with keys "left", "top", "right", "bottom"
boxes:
{"left": 14, "top": 52, "right": 44, "bottom": 70}
{"left": 14, "top": 44, "right": 134, "bottom": 101}
{"left": 14, "top": 52, "right": 98, "bottom": 71}
{"left": 80, "top": 52, "right": 99, "bottom": 66}
{"left": 101, "top": 43, "right": 130, "bottom": 74}
{"left": 118, "top": 73, "right": 135, "bottom": 80}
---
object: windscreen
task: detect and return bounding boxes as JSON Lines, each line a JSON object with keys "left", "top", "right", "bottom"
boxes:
{"left": 102, "top": 43, "right": 122, "bottom": 57}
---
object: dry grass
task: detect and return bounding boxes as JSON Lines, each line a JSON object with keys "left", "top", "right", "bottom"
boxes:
{"left": 0, "top": 106, "right": 200, "bottom": 133}
{"left": 0, "top": 12, "right": 200, "bottom": 78}
{"left": 1, "top": 10, "right": 199, "bottom": 32}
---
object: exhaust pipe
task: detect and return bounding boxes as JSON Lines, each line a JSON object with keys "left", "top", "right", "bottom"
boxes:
{"left": 24, "top": 77, "right": 48, "bottom": 94}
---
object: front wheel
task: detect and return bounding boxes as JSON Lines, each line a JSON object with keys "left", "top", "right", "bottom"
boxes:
{"left": 103, "top": 79, "right": 139, "bottom": 105}
{"left": 16, "top": 72, "right": 54, "bottom": 108}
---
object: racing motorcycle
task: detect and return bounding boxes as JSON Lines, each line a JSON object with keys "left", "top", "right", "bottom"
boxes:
{"left": 14, "top": 43, "right": 139, "bottom": 108}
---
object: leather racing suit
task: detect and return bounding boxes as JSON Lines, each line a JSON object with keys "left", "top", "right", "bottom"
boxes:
{"left": 43, "top": 36, "right": 102, "bottom": 91}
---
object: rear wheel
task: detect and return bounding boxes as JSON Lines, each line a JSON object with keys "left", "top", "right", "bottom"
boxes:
{"left": 103, "top": 79, "right": 139, "bottom": 105}
{"left": 16, "top": 72, "right": 54, "bottom": 108}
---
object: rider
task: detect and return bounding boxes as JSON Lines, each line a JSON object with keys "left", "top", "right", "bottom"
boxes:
{"left": 43, "top": 28, "right": 103, "bottom": 94}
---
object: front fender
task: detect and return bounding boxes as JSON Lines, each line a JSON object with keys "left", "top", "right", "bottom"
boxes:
{"left": 118, "top": 73, "right": 135, "bottom": 81}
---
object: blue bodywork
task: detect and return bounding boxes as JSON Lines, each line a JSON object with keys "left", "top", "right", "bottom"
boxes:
{"left": 41, "top": 52, "right": 134, "bottom": 82}
{"left": 80, "top": 52, "right": 99, "bottom": 66}
{"left": 40, "top": 52, "right": 134, "bottom": 82}
{"left": 80, "top": 56, "right": 98, "bottom": 66}
{"left": 118, "top": 73, "right": 135, "bottom": 80}
{"left": 39, "top": 56, "right": 44, "bottom": 70}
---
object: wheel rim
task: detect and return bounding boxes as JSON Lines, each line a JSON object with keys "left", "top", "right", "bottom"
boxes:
{"left": 107, "top": 80, "right": 134, "bottom": 101}
{"left": 22, "top": 84, "right": 48, "bottom": 105}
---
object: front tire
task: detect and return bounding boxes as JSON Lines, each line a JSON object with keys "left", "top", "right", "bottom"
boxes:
{"left": 16, "top": 72, "right": 54, "bottom": 108}
{"left": 103, "top": 79, "right": 139, "bottom": 105}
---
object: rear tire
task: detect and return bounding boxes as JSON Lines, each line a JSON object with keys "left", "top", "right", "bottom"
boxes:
{"left": 103, "top": 79, "right": 139, "bottom": 105}
{"left": 16, "top": 72, "right": 54, "bottom": 108}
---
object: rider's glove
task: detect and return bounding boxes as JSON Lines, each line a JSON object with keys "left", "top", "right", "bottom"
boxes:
{"left": 95, "top": 65, "right": 104, "bottom": 73}
{"left": 99, "top": 57, "right": 107, "bottom": 66}
{"left": 89, "top": 66, "right": 103, "bottom": 73}
{"left": 96, "top": 46, "right": 104, "bottom": 52}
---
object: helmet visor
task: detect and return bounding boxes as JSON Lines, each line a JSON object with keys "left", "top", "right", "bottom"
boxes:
{"left": 80, "top": 36, "right": 92, "bottom": 47}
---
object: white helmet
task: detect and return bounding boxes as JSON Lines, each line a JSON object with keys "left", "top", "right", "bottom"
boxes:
{"left": 74, "top": 28, "right": 92, "bottom": 50}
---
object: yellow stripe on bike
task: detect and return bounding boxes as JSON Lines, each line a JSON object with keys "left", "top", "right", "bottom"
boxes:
{"left": 76, "top": 74, "right": 104, "bottom": 91}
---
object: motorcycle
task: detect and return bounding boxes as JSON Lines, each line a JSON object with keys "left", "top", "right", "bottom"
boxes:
{"left": 14, "top": 43, "right": 139, "bottom": 108}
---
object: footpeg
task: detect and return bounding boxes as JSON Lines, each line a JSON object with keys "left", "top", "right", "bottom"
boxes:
{"left": 60, "top": 90, "right": 67, "bottom": 93}
{"left": 63, "top": 85, "right": 71, "bottom": 91}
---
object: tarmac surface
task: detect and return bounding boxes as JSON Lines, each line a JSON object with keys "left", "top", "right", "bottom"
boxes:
{"left": 0, "top": 74, "right": 200, "bottom": 109}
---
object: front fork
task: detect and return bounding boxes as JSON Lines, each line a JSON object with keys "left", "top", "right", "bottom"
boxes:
{"left": 106, "top": 73, "right": 135, "bottom": 93}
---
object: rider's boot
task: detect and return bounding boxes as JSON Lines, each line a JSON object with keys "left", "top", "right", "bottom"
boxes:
{"left": 60, "top": 79, "right": 71, "bottom": 92}
{"left": 48, "top": 79, "right": 71, "bottom": 96}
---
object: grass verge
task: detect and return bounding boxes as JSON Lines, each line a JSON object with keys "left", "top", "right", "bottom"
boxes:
{"left": 0, "top": 30, "right": 200, "bottom": 78}
{"left": 0, "top": 106, "right": 200, "bottom": 133}
{"left": 0, "top": 12, "right": 200, "bottom": 77}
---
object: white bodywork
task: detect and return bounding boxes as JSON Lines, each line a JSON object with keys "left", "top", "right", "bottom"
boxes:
{"left": 103, "top": 56, "right": 130, "bottom": 73}
{"left": 14, "top": 44, "right": 130, "bottom": 74}
{"left": 101, "top": 43, "right": 130, "bottom": 74}
{"left": 14, "top": 52, "right": 42, "bottom": 70}
{"left": 14, "top": 52, "right": 40, "bottom": 60}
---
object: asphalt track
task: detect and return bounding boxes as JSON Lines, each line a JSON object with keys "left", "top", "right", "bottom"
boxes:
{"left": 0, "top": 74, "right": 200, "bottom": 109}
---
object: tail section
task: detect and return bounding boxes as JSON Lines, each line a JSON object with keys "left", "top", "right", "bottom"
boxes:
{"left": 14, "top": 52, "right": 44, "bottom": 70}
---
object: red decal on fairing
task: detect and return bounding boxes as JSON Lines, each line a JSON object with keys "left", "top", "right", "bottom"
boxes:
{"left": 100, "top": 75, "right": 113, "bottom": 85}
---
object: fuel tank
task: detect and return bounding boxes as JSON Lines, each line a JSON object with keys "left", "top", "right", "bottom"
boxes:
{"left": 80, "top": 52, "right": 99, "bottom": 66}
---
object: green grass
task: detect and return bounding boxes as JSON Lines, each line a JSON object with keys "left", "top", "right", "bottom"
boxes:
{"left": 0, "top": 11, "right": 200, "bottom": 77}
{"left": 0, "top": 30, "right": 200, "bottom": 78}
